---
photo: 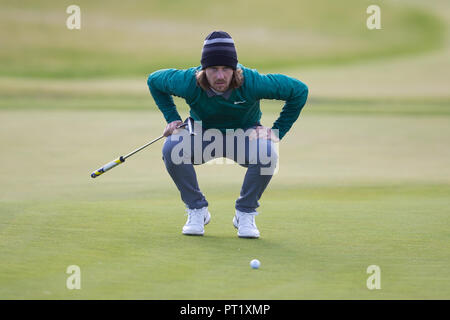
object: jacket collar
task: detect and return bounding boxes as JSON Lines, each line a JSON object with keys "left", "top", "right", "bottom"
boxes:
{"left": 206, "top": 87, "right": 233, "bottom": 100}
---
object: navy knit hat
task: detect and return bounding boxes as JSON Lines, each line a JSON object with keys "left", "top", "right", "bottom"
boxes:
{"left": 201, "top": 31, "right": 238, "bottom": 70}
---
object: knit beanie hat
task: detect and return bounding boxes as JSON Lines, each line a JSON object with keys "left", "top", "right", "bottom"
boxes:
{"left": 201, "top": 31, "right": 238, "bottom": 70}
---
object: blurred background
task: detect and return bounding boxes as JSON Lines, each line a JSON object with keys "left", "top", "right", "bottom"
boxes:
{"left": 0, "top": 0, "right": 449, "bottom": 299}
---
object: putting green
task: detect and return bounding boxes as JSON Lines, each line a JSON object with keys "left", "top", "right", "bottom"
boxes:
{"left": 0, "top": 111, "right": 449, "bottom": 299}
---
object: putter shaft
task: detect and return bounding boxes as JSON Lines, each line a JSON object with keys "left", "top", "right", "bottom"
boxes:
{"left": 91, "top": 122, "right": 188, "bottom": 178}
{"left": 123, "top": 134, "right": 164, "bottom": 160}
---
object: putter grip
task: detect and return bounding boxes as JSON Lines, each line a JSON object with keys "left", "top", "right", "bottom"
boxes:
{"left": 91, "top": 156, "right": 125, "bottom": 178}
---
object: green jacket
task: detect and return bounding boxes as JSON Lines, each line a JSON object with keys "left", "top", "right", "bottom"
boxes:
{"left": 147, "top": 64, "right": 308, "bottom": 140}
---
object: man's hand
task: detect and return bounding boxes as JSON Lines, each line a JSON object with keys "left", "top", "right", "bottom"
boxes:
{"left": 163, "top": 120, "right": 184, "bottom": 137}
{"left": 249, "top": 126, "right": 280, "bottom": 142}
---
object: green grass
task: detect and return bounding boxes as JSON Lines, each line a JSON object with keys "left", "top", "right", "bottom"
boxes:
{"left": 0, "top": 110, "right": 449, "bottom": 299}
{"left": 1, "top": 94, "right": 448, "bottom": 116}
{"left": 0, "top": 0, "right": 445, "bottom": 78}
{"left": 0, "top": 184, "right": 448, "bottom": 299}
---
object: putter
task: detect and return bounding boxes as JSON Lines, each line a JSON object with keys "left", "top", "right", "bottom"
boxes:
{"left": 91, "top": 121, "right": 190, "bottom": 178}
{"left": 187, "top": 116, "right": 196, "bottom": 136}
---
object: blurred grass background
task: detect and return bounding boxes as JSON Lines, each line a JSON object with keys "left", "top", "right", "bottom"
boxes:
{"left": 0, "top": 0, "right": 448, "bottom": 113}
{"left": 0, "top": 0, "right": 444, "bottom": 78}
{"left": 0, "top": 0, "right": 449, "bottom": 299}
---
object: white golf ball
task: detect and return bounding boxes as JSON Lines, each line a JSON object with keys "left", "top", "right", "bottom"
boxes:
{"left": 250, "top": 259, "right": 260, "bottom": 269}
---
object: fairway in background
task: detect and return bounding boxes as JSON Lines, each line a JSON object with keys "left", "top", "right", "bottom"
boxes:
{"left": 0, "top": 0, "right": 444, "bottom": 78}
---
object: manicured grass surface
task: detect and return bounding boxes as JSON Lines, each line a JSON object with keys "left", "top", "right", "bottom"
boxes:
{"left": 0, "top": 184, "right": 448, "bottom": 299}
{"left": 0, "top": 111, "right": 449, "bottom": 299}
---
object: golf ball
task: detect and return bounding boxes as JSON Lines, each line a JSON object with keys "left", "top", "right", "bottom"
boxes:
{"left": 250, "top": 259, "right": 260, "bottom": 269}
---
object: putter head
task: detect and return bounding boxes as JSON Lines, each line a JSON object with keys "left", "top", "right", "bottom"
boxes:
{"left": 186, "top": 117, "right": 196, "bottom": 136}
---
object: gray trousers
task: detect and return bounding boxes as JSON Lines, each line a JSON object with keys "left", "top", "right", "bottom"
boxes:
{"left": 161, "top": 124, "right": 278, "bottom": 213}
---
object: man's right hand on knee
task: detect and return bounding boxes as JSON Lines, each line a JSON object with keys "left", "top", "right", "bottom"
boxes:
{"left": 163, "top": 120, "right": 184, "bottom": 137}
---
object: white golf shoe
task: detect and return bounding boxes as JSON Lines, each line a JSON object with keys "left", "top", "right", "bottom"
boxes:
{"left": 182, "top": 207, "right": 211, "bottom": 236}
{"left": 233, "top": 210, "right": 260, "bottom": 238}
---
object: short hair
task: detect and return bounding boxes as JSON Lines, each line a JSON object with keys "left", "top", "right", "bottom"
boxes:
{"left": 195, "top": 68, "right": 244, "bottom": 91}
